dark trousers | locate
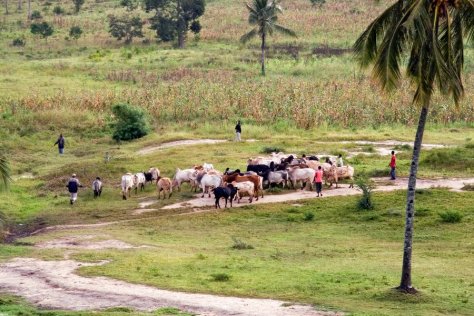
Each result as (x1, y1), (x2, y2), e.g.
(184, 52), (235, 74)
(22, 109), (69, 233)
(390, 167), (396, 180)
(94, 189), (102, 198)
(315, 182), (322, 193)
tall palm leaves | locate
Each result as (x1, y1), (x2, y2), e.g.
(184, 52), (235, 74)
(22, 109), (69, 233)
(0, 154), (11, 192)
(241, 0), (296, 75)
(354, 0), (473, 293)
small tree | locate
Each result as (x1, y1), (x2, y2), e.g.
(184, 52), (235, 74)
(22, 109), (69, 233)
(111, 103), (150, 141)
(108, 15), (144, 44)
(69, 26), (83, 41)
(30, 10), (42, 19)
(355, 176), (375, 210)
(53, 5), (65, 15)
(30, 22), (54, 42)
(310, 0), (325, 8)
(72, 0), (84, 13)
(145, 0), (205, 48)
(120, 0), (139, 11)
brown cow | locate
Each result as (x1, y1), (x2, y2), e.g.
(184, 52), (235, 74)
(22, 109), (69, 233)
(223, 173), (263, 200)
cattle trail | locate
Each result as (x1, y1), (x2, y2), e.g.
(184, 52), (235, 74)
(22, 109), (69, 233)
(0, 258), (339, 316)
(137, 139), (227, 155)
(162, 177), (474, 210)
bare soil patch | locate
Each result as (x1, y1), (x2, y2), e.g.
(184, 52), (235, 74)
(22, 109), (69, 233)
(36, 235), (143, 250)
(138, 139), (227, 155)
(0, 258), (339, 316)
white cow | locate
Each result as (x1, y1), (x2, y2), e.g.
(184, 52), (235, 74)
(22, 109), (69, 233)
(148, 167), (160, 181)
(287, 167), (316, 190)
(199, 173), (222, 198)
(172, 168), (198, 191)
(121, 173), (135, 200)
(232, 181), (254, 203)
(134, 172), (146, 194)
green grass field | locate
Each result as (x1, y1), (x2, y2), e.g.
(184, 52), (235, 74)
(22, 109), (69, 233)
(1, 0), (474, 315)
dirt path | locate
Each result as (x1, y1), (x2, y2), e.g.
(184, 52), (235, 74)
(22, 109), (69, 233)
(0, 258), (337, 316)
(162, 177), (474, 210)
(137, 139), (228, 155)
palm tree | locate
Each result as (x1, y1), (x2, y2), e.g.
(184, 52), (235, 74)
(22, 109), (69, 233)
(240, 0), (296, 76)
(0, 154), (11, 192)
(354, 0), (473, 293)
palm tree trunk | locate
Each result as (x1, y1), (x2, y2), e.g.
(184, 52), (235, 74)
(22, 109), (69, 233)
(27, 0), (31, 19)
(397, 105), (429, 294)
(261, 33), (266, 76)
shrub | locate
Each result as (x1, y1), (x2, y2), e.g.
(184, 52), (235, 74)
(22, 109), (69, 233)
(53, 6), (65, 15)
(72, 0), (85, 13)
(355, 176), (375, 210)
(310, 0), (326, 8)
(30, 22), (54, 42)
(261, 146), (284, 154)
(111, 103), (150, 141)
(439, 211), (463, 223)
(303, 211), (315, 221)
(461, 183), (474, 191)
(31, 10), (42, 20)
(231, 237), (254, 250)
(210, 273), (231, 282)
(69, 26), (83, 40)
(12, 38), (26, 47)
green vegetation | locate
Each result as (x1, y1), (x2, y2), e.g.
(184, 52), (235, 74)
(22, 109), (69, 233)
(111, 103), (150, 141)
(355, 176), (374, 210)
(438, 211), (463, 223)
(108, 15), (144, 44)
(0, 0), (473, 315)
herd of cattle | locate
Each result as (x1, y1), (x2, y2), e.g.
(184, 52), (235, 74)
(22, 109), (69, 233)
(120, 152), (355, 209)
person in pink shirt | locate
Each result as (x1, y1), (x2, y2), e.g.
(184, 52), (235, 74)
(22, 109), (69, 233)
(314, 166), (324, 197)
(389, 151), (396, 180)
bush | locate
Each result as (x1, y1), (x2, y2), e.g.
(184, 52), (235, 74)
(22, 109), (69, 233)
(12, 38), (26, 47)
(53, 6), (65, 15)
(69, 26), (83, 40)
(303, 211), (315, 221)
(231, 237), (254, 250)
(261, 146), (284, 154)
(111, 103), (150, 141)
(210, 273), (231, 282)
(355, 176), (375, 210)
(31, 10), (42, 20)
(439, 211), (463, 223)
(461, 183), (474, 191)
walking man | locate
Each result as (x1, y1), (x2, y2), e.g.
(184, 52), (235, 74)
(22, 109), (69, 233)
(92, 177), (103, 198)
(389, 151), (396, 180)
(235, 120), (242, 142)
(67, 174), (82, 204)
(314, 166), (324, 197)
(54, 134), (65, 154)
(337, 154), (344, 167)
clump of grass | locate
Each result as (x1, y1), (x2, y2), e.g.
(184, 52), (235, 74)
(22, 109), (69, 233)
(286, 214), (299, 222)
(303, 211), (315, 221)
(394, 144), (412, 151)
(415, 208), (431, 217)
(355, 176), (375, 210)
(461, 183), (474, 191)
(465, 143), (474, 149)
(361, 145), (375, 153)
(210, 273), (231, 282)
(362, 214), (380, 221)
(261, 146), (284, 154)
(438, 211), (463, 223)
(369, 169), (388, 178)
(385, 208), (402, 217)
(267, 186), (283, 193)
(285, 207), (300, 213)
(231, 237), (254, 250)
(155, 307), (191, 315)
(415, 189), (432, 195)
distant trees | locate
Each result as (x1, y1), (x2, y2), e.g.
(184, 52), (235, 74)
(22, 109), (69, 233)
(144, 0), (205, 48)
(30, 10), (42, 19)
(53, 5), (65, 15)
(69, 26), (83, 41)
(30, 22), (54, 42)
(72, 0), (84, 13)
(241, 0), (296, 76)
(120, 0), (140, 11)
(108, 15), (144, 44)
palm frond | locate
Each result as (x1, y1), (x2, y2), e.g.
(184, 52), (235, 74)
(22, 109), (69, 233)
(240, 28), (258, 43)
(0, 154), (11, 192)
(273, 24), (297, 37)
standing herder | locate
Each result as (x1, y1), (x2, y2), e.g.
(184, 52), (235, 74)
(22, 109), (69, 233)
(92, 177), (103, 198)
(389, 151), (396, 180)
(314, 166), (324, 197)
(54, 134), (65, 154)
(67, 174), (82, 204)
(235, 120), (242, 142)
